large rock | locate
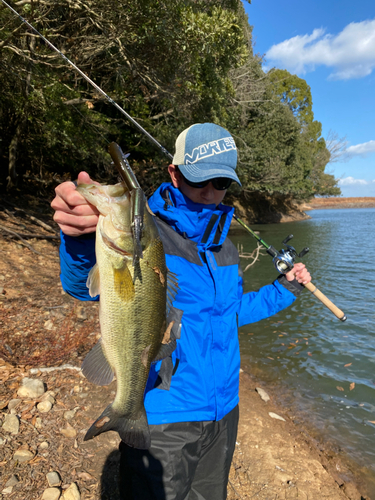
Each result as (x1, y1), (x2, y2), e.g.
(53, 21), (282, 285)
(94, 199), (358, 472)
(256, 387), (270, 403)
(41, 488), (61, 500)
(37, 400), (53, 413)
(61, 482), (80, 500)
(2, 414), (19, 435)
(46, 472), (61, 487)
(268, 412), (286, 422)
(13, 449), (34, 463)
(17, 377), (45, 399)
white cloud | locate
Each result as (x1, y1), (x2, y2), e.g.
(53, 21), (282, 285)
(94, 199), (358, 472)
(338, 177), (375, 186)
(347, 140), (375, 158)
(266, 20), (375, 80)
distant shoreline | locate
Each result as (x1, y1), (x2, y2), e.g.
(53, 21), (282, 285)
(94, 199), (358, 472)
(302, 197), (375, 210)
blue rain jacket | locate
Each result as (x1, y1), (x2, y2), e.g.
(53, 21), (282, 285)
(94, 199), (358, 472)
(59, 183), (302, 425)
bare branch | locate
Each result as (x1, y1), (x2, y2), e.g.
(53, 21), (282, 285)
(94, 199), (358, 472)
(150, 109), (174, 120)
(237, 243), (266, 272)
(0, 225), (43, 254)
(325, 129), (349, 163)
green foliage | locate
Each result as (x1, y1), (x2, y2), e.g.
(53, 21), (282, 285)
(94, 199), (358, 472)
(268, 69), (313, 125)
(228, 65), (340, 198)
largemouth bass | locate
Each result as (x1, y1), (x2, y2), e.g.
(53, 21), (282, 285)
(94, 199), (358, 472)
(77, 182), (177, 449)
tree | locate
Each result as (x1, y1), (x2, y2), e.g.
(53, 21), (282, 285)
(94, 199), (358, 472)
(266, 69), (341, 197)
(0, 0), (250, 191)
(268, 69), (313, 125)
(325, 129), (349, 163)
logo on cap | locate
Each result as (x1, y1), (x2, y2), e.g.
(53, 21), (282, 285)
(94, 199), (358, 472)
(184, 137), (236, 164)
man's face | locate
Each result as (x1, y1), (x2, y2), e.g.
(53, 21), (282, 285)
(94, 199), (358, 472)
(168, 165), (227, 206)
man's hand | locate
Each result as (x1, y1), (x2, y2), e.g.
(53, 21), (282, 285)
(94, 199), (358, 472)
(51, 171), (100, 237)
(285, 262), (311, 285)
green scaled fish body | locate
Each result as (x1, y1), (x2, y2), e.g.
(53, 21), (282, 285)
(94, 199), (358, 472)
(77, 182), (173, 449)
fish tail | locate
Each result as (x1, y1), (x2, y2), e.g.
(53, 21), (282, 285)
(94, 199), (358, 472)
(83, 404), (151, 449)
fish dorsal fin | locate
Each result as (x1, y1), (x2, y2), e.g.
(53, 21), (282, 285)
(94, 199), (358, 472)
(166, 269), (179, 314)
(81, 340), (114, 386)
(87, 263), (100, 297)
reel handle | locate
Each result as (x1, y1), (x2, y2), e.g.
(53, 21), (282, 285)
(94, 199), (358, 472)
(304, 282), (346, 321)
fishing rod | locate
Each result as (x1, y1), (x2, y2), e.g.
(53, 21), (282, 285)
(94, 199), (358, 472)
(234, 216), (346, 322)
(2, 0), (346, 321)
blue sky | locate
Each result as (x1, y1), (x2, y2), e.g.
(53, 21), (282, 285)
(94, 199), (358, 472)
(242, 0), (375, 197)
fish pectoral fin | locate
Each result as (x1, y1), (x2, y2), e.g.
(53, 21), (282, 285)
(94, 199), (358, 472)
(87, 263), (100, 297)
(152, 339), (177, 363)
(114, 263), (135, 301)
(81, 341), (114, 386)
(152, 266), (165, 285)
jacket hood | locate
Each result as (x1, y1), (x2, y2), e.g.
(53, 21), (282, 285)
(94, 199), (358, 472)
(148, 183), (234, 251)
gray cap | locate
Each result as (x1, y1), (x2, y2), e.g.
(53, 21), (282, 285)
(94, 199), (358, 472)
(173, 123), (241, 185)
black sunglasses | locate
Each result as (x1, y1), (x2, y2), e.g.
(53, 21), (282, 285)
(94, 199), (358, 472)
(176, 168), (232, 191)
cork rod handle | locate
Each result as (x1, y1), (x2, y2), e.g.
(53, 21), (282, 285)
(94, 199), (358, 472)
(304, 282), (346, 321)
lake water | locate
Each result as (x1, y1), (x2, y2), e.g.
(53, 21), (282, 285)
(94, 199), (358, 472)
(229, 208), (375, 495)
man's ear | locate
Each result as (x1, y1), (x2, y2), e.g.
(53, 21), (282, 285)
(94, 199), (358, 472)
(168, 165), (183, 188)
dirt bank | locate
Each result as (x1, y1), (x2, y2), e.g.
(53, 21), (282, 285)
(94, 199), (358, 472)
(302, 197), (375, 210)
(228, 372), (368, 500)
(226, 191), (311, 224)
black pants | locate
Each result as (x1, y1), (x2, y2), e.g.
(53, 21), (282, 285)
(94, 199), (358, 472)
(118, 405), (239, 500)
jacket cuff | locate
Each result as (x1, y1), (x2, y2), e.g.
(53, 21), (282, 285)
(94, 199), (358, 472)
(73, 232), (96, 240)
(276, 275), (304, 297)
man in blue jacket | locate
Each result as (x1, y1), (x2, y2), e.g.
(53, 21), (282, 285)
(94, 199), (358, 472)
(52, 123), (311, 500)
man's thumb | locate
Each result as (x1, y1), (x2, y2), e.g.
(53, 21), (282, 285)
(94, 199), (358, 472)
(77, 171), (100, 186)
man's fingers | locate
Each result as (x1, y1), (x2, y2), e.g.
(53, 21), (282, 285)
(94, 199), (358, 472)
(53, 211), (99, 229)
(285, 263), (311, 284)
(51, 173), (101, 237)
(294, 267), (311, 285)
(52, 196), (99, 216)
(53, 183), (91, 208)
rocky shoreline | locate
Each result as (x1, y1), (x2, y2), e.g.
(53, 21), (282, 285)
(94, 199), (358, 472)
(0, 358), (369, 500)
(302, 197), (375, 210)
